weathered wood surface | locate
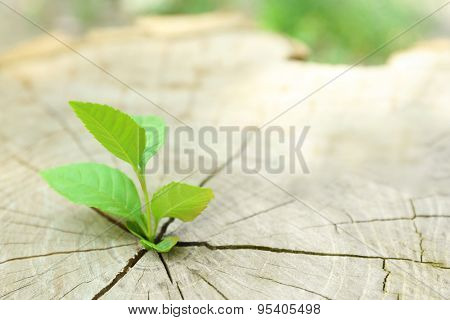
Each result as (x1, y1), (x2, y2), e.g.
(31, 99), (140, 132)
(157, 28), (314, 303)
(0, 13), (449, 299)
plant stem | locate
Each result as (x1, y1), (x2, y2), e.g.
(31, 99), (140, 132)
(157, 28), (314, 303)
(153, 217), (159, 238)
(136, 170), (154, 242)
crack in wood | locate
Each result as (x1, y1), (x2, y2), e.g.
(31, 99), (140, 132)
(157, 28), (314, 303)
(155, 218), (175, 243)
(10, 273), (37, 285)
(248, 171), (450, 299)
(381, 259), (391, 294)
(214, 269), (271, 298)
(342, 209), (355, 223)
(415, 214), (450, 218)
(153, 137), (252, 242)
(135, 269), (145, 287)
(198, 135), (251, 188)
(0, 243), (136, 265)
(8, 220), (102, 237)
(9, 153), (40, 172)
(225, 200), (296, 226)
(8, 266), (80, 289)
(59, 279), (94, 300)
(53, 268), (81, 282)
(0, 206), (50, 221)
(297, 214), (450, 232)
(195, 272), (229, 300)
(410, 199), (425, 262)
(249, 274), (331, 300)
(158, 253), (173, 284)
(176, 282), (185, 300)
(91, 208), (129, 233)
(92, 248), (147, 300)
(176, 241), (450, 268)
(0, 281), (35, 299)
(1, 242), (38, 246)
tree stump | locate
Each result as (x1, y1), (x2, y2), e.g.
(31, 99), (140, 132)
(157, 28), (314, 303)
(0, 13), (449, 299)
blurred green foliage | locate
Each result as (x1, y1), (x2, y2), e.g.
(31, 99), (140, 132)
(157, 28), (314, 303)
(148, 0), (229, 15)
(258, 0), (428, 64)
(150, 0), (430, 64)
(24, 0), (432, 64)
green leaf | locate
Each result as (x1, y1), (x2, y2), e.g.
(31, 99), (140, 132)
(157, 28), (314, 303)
(140, 236), (179, 253)
(41, 163), (141, 220)
(151, 182), (214, 222)
(126, 215), (148, 240)
(69, 101), (145, 169)
(132, 115), (165, 168)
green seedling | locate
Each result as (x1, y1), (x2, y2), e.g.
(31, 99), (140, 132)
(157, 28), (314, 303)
(41, 101), (214, 253)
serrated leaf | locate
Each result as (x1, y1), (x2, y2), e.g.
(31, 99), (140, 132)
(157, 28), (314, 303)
(140, 236), (179, 253)
(151, 182), (214, 222)
(41, 163), (141, 220)
(132, 115), (165, 168)
(69, 101), (145, 169)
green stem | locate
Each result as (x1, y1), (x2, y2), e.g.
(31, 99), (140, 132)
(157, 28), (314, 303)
(153, 217), (160, 238)
(136, 169), (154, 242)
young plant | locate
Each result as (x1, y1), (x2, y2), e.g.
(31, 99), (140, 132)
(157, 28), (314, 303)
(41, 101), (214, 253)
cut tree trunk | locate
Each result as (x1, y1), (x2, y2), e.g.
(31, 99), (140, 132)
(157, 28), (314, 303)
(0, 13), (449, 300)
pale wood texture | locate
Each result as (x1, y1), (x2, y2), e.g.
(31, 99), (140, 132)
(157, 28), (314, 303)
(0, 13), (449, 299)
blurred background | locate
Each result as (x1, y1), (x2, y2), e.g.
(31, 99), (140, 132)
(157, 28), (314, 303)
(1, 0), (449, 64)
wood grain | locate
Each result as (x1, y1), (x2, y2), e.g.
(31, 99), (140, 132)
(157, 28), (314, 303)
(0, 13), (449, 299)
